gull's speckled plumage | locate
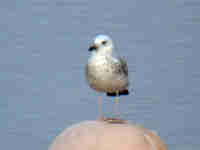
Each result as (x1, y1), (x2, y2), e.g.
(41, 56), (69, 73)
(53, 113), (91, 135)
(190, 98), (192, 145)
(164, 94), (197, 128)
(86, 34), (129, 96)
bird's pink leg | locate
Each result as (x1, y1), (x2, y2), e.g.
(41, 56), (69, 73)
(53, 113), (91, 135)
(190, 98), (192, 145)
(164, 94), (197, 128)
(98, 96), (104, 121)
(114, 92), (120, 120)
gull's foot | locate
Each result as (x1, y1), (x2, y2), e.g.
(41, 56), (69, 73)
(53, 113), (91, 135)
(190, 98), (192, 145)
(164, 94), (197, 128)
(97, 114), (105, 121)
(103, 117), (127, 124)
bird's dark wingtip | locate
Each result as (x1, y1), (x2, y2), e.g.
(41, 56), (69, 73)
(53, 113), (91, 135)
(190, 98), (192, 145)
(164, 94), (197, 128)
(107, 89), (129, 97)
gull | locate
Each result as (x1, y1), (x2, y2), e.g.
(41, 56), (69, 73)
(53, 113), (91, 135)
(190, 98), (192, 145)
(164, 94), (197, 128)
(86, 34), (129, 120)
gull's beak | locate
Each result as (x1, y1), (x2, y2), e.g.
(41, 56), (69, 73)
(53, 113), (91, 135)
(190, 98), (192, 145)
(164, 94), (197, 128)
(88, 44), (98, 51)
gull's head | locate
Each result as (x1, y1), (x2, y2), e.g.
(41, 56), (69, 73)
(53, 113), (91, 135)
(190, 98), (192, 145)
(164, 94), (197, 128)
(88, 34), (114, 54)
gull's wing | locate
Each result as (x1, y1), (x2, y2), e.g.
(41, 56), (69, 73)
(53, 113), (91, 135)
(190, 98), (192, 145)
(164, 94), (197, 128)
(118, 57), (128, 77)
(107, 56), (129, 96)
(111, 56), (128, 77)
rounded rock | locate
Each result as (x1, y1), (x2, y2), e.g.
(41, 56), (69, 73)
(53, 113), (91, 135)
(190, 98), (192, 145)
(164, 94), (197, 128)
(49, 120), (168, 150)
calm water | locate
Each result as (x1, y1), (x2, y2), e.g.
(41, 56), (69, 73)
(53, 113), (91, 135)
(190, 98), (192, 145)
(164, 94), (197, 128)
(1, 0), (200, 149)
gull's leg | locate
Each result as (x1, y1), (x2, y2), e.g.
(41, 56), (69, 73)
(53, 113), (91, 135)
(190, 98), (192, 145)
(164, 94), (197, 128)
(114, 91), (120, 119)
(98, 96), (104, 121)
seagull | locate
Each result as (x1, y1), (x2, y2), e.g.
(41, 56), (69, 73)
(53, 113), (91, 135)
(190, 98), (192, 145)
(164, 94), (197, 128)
(86, 34), (129, 120)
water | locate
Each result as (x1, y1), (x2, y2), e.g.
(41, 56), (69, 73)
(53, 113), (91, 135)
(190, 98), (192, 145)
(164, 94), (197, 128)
(0, 0), (200, 149)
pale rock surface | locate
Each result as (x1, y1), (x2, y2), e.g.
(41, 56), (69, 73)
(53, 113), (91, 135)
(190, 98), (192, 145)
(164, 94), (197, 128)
(49, 120), (168, 150)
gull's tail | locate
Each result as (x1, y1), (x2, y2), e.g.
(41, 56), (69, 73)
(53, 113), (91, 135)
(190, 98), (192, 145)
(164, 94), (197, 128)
(106, 89), (129, 97)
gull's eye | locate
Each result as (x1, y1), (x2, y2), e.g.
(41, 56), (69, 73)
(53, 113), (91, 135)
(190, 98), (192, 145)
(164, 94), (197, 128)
(102, 41), (107, 45)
